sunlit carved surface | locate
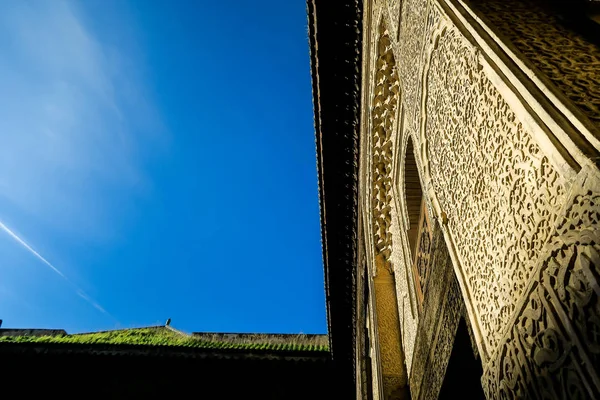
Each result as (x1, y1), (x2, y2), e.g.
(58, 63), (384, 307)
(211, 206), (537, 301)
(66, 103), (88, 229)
(423, 12), (568, 354)
(356, 0), (600, 398)
(468, 0), (600, 128)
(397, 0), (427, 133)
(483, 187), (600, 399)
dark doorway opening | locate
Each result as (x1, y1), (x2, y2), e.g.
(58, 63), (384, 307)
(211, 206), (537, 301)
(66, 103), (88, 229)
(439, 318), (485, 399)
(404, 137), (423, 258)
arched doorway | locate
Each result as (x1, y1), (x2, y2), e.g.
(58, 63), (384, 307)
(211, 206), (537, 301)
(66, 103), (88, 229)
(403, 137), (432, 309)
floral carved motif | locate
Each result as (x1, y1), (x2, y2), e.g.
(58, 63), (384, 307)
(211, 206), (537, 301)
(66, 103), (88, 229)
(483, 190), (600, 399)
(422, 17), (568, 354)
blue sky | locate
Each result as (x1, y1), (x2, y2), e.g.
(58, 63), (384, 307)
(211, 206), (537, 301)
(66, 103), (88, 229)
(0, 0), (326, 334)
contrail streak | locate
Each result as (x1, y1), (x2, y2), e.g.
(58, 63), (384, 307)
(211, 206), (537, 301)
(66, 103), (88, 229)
(0, 220), (67, 279)
(0, 219), (118, 323)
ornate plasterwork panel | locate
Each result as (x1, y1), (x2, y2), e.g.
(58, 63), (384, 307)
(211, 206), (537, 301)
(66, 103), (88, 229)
(382, 9), (426, 372)
(467, 0), (600, 130)
(362, 1), (422, 381)
(386, 0), (401, 39)
(397, 0), (428, 135)
(382, 0), (441, 376)
(421, 4), (569, 356)
(482, 180), (600, 399)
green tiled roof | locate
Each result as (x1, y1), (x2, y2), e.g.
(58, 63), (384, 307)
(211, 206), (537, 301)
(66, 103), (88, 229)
(0, 327), (329, 352)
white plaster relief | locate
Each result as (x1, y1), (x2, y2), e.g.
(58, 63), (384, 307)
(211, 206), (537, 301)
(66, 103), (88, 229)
(419, 4), (570, 358)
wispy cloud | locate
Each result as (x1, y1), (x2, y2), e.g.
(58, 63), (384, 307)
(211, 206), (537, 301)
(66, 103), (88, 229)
(0, 219), (117, 322)
(0, 0), (166, 239)
(0, 1), (165, 326)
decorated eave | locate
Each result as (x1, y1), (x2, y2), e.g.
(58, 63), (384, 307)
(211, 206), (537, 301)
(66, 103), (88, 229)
(307, 0), (363, 397)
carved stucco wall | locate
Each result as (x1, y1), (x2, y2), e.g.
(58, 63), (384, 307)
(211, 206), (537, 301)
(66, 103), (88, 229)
(482, 172), (600, 399)
(467, 0), (600, 133)
(397, 0), (427, 137)
(361, 0), (600, 398)
(386, 0), (401, 39)
(421, 6), (570, 356)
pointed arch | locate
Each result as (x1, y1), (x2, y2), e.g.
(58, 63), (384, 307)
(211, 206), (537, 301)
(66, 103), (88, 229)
(368, 21), (408, 400)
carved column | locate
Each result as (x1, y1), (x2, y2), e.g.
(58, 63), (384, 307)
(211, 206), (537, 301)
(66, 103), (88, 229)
(374, 257), (408, 399)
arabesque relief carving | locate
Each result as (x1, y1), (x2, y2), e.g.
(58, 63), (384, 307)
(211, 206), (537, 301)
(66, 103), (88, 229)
(365, 0), (600, 398)
(397, 0), (428, 134)
(467, 0), (600, 128)
(483, 188), (600, 399)
(422, 8), (568, 355)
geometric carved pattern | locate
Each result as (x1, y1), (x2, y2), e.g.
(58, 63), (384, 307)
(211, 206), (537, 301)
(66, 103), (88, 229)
(423, 16), (567, 354)
(469, 0), (600, 128)
(372, 23), (400, 274)
(483, 190), (600, 399)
